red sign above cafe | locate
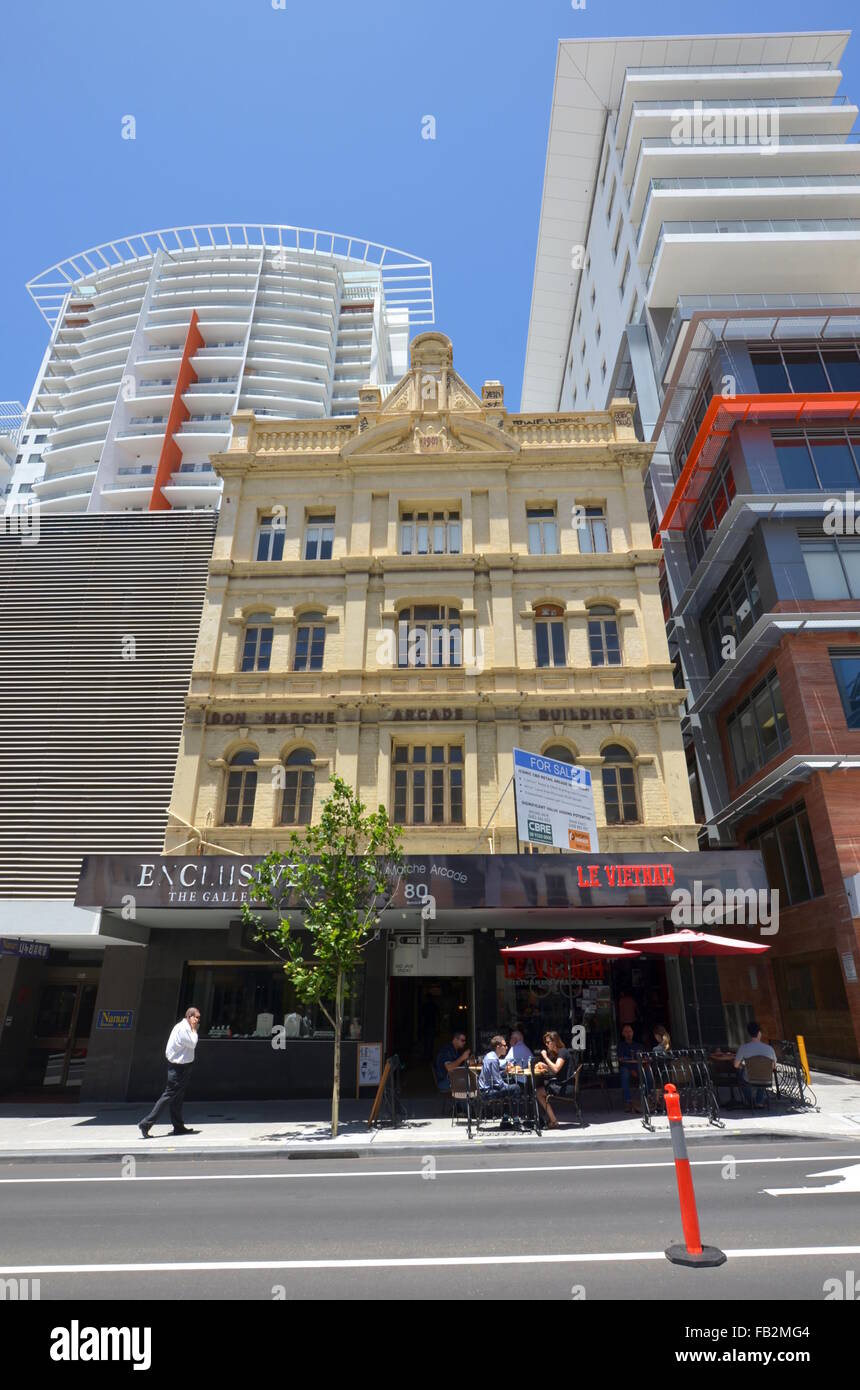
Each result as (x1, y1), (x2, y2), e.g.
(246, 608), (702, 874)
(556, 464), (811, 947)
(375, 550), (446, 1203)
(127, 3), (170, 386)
(576, 863), (676, 889)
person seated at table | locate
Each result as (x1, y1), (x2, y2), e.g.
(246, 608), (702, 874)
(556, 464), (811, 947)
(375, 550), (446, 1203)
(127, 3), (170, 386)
(434, 1030), (471, 1093)
(503, 1028), (533, 1070)
(478, 1036), (519, 1122)
(733, 1021), (777, 1109)
(534, 1030), (572, 1129)
(617, 1024), (641, 1113)
(652, 1025), (671, 1057)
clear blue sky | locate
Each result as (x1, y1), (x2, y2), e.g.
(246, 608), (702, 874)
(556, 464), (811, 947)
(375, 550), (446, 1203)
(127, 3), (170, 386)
(2, 0), (857, 410)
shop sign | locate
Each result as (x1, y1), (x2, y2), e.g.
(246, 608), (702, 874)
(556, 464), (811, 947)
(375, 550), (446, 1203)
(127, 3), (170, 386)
(96, 1009), (134, 1030)
(513, 748), (598, 852)
(503, 956), (606, 982)
(0, 938), (50, 961)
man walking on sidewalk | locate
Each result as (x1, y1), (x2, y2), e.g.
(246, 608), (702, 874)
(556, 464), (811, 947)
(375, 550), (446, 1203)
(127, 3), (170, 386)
(139, 1007), (201, 1138)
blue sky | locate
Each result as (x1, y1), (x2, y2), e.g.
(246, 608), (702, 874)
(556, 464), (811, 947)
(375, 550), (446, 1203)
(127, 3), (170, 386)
(2, 0), (857, 410)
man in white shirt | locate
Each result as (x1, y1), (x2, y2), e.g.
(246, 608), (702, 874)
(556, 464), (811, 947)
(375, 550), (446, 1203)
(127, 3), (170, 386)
(139, 1007), (200, 1138)
(503, 1029), (533, 1072)
(734, 1021), (777, 1108)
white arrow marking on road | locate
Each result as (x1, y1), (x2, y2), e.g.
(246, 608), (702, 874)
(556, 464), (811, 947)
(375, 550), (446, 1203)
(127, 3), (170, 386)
(764, 1162), (860, 1196)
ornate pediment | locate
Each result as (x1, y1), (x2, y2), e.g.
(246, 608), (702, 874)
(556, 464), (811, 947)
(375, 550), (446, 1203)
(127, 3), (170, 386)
(340, 333), (516, 458)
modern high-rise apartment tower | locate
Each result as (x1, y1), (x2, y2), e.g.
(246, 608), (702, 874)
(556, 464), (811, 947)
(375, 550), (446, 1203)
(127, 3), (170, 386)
(524, 32), (860, 1064)
(6, 223), (433, 515)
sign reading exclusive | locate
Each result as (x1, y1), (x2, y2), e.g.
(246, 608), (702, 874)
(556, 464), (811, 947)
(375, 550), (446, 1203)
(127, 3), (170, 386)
(513, 748), (599, 852)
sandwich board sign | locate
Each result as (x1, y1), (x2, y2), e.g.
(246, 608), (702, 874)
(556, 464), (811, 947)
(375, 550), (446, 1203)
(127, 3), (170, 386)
(512, 748), (599, 853)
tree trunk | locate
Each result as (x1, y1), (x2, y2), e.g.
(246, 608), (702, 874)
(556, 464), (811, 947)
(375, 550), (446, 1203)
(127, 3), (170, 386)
(331, 969), (344, 1139)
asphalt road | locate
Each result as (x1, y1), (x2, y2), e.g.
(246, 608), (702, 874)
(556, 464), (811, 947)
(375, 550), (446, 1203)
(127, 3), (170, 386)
(1, 1139), (859, 1301)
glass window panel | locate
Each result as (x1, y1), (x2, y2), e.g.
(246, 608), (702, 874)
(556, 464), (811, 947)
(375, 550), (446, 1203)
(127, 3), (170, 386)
(394, 772), (407, 822)
(751, 351), (790, 393)
(801, 542), (849, 599)
(777, 816), (812, 904)
(823, 350), (860, 392)
(809, 437), (859, 489)
(543, 520), (558, 554)
(550, 621), (566, 666)
(770, 678), (790, 748)
(319, 527), (333, 560)
(783, 351), (829, 393)
(416, 523), (429, 553)
(528, 521), (542, 554)
(431, 770), (444, 823)
(400, 524), (412, 554)
(448, 522), (461, 553)
(832, 655), (860, 729)
(797, 809), (824, 897)
(412, 770), (425, 823)
(842, 542), (860, 598)
(754, 684), (780, 761)
(756, 828), (789, 901)
(775, 438), (817, 490)
(449, 746), (463, 763)
(450, 770), (463, 823)
(535, 624), (550, 668)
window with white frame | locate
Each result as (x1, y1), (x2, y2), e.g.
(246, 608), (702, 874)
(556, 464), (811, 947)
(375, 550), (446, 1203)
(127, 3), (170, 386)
(304, 514), (334, 560)
(397, 604), (462, 668)
(256, 515), (285, 561)
(393, 744), (464, 825)
(279, 748), (315, 825)
(577, 507), (609, 554)
(241, 613), (273, 672)
(601, 745), (639, 824)
(400, 508), (461, 555)
(527, 505), (559, 556)
(534, 603), (566, 668)
(293, 612), (326, 671)
(223, 749), (258, 826)
(587, 605), (621, 666)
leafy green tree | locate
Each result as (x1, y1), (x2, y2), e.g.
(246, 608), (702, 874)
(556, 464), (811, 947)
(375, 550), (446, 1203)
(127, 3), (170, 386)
(242, 776), (402, 1137)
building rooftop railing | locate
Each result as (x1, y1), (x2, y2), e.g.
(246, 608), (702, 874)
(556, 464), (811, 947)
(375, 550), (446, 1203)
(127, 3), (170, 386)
(26, 223), (434, 329)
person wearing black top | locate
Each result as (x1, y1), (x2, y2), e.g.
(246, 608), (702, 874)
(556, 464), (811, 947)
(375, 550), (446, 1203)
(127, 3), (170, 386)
(534, 1030), (572, 1129)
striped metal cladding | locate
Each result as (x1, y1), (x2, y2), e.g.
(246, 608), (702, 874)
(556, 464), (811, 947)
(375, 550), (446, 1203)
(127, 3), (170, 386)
(0, 512), (216, 897)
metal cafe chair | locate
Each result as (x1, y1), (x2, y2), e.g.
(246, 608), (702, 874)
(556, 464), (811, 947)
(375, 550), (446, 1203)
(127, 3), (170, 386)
(448, 1066), (474, 1131)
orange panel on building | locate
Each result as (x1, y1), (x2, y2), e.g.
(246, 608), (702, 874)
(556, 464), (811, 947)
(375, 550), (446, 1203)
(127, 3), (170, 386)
(148, 310), (205, 512)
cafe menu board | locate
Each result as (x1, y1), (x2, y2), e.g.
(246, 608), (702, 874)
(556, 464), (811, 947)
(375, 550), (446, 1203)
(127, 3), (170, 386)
(357, 1042), (383, 1094)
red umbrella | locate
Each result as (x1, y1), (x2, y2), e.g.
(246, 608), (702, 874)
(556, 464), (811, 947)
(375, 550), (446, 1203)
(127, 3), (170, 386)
(623, 929), (771, 1047)
(501, 938), (641, 1035)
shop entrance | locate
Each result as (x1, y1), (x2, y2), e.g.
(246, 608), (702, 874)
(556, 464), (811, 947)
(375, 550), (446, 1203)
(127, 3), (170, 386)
(23, 967), (100, 1092)
(388, 977), (473, 1094)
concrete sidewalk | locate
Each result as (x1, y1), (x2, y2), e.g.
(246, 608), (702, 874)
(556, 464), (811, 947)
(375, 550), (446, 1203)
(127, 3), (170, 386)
(0, 1070), (858, 1160)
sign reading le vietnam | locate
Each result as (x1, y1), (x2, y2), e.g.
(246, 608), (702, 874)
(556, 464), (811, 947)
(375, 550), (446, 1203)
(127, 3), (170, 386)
(513, 748), (599, 852)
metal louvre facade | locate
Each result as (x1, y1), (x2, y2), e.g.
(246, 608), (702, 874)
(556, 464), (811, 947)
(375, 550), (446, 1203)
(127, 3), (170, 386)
(0, 512), (216, 897)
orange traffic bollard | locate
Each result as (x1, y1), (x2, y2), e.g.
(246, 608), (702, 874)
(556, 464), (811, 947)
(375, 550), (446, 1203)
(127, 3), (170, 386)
(663, 1083), (726, 1268)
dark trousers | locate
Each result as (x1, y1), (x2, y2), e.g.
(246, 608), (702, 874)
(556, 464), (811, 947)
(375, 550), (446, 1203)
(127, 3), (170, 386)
(142, 1062), (192, 1129)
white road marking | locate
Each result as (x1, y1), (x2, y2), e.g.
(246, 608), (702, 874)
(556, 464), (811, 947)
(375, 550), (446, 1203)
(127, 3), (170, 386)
(1, 1245), (859, 1276)
(764, 1161), (860, 1196)
(1, 1154), (859, 1185)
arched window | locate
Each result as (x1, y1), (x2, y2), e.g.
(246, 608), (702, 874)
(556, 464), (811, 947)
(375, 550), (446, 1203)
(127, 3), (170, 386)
(543, 744), (575, 766)
(280, 748), (315, 825)
(241, 613), (273, 672)
(293, 612), (326, 672)
(601, 744), (639, 825)
(534, 604), (566, 668)
(223, 749), (258, 826)
(587, 604), (621, 667)
(397, 604), (461, 668)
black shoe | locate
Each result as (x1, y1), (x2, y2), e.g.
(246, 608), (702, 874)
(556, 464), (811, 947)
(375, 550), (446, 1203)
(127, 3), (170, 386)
(499, 1117), (514, 1130)
(171, 1127), (198, 1136)
(138, 1123), (152, 1139)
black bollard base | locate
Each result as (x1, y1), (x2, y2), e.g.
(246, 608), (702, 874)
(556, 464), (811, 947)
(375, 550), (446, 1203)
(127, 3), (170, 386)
(666, 1243), (727, 1268)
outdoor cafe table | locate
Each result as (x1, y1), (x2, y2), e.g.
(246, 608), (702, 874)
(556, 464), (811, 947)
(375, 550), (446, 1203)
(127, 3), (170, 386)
(468, 1063), (543, 1132)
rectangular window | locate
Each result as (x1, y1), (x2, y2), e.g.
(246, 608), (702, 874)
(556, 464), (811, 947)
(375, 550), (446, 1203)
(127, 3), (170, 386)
(702, 552), (763, 672)
(800, 537), (860, 600)
(304, 515), (334, 560)
(256, 515), (285, 562)
(746, 801), (823, 906)
(726, 670), (791, 783)
(774, 432), (860, 491)
(578, 506), (610, 554)
(588, 616), (621, 667)
(180, 961), (364, 1040)
(527, 506), (558, 555)
(400, 509), (461, 555)
(392, 745), (464, 825)
(831, 650), (860, 729)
